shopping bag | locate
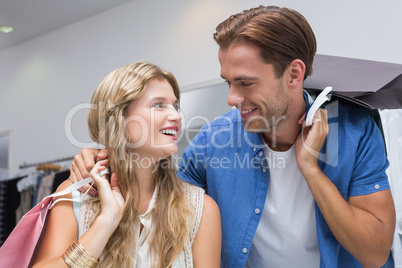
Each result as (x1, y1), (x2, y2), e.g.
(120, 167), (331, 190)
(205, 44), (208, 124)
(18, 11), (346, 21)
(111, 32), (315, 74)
(304, 54), (402, 109)
(0, 177), (93, 268)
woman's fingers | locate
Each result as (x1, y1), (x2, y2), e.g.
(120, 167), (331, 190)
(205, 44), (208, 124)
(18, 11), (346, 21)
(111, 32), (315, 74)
(90, 160), (124, 221)
(90, 160), (109, 184)
(110, 173), (125, 209)
(70, 149), (101, 196)
(110, 173), (121, 193)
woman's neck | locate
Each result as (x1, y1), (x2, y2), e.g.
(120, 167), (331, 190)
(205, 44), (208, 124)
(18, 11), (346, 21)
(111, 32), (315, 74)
(133, 164), (157, 214)
(134, 165), (156, 195)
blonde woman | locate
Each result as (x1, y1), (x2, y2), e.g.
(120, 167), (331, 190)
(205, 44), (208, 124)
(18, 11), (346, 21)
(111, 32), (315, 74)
(33, 62), (221, 267)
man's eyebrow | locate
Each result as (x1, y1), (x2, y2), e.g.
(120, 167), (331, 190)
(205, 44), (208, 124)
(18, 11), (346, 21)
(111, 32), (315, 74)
(220, 75), (258, 81)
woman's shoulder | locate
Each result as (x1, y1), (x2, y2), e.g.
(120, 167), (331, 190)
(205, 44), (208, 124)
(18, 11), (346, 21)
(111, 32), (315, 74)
(54, 178), (74, 199)
(181, 182), (218, 213)
(182, 182), (206, 213)
(201, 194), (220, 230)
(182, 181), (205, 196)
(181, 181), (220, 228)
(191, 192), (221, 267)
(202, 194), (219, 216)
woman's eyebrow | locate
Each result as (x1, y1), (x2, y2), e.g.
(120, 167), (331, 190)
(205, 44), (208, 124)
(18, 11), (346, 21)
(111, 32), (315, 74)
(150, 97), (166, 102)
(149, 97), (178, 103)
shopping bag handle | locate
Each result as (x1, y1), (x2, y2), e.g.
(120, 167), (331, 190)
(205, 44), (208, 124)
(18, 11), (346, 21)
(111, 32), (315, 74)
(43, 177), (94, 209)
(305, 86), (333, 127)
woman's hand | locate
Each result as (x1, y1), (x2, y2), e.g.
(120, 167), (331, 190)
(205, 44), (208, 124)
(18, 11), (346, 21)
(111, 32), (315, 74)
(70, 148), (109, 196)
(90, 159), (125, 228)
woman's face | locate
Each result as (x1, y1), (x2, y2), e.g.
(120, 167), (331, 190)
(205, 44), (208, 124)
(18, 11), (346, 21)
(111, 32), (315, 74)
(125, 78), (181, 163)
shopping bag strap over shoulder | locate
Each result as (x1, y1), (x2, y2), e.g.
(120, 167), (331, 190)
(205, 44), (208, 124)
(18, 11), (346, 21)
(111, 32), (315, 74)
(46, 177), (94, 209)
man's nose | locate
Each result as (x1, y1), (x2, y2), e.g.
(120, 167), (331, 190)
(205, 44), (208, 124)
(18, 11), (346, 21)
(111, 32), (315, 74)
(227, 86), (244, 107)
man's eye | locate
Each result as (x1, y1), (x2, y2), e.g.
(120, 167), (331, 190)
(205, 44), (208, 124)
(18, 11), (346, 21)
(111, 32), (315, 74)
(242, 82), (252, 87)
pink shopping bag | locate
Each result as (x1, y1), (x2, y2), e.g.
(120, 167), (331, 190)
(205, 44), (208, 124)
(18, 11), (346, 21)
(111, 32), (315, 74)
(0, 177), (93, 268)
(0, 196), (52, 267)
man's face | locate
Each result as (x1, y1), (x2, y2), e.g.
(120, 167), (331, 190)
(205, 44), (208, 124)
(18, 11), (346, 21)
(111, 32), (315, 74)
(218, 41), (290, 133)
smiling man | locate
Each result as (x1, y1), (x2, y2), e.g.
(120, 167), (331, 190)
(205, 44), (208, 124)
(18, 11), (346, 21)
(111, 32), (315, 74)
(71, 5), (396, 268)
(177, 6), (395, 268)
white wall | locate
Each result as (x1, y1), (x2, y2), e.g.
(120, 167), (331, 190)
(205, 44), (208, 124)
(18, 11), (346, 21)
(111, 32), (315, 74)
(1, 0), (402, 176)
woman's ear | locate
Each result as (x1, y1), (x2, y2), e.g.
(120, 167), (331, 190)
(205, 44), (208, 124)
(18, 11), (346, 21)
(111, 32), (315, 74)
(287, 59), (306, 89)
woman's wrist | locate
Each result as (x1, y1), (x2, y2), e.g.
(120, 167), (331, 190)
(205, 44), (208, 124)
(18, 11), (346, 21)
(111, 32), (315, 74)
(95, 214), (121, 232)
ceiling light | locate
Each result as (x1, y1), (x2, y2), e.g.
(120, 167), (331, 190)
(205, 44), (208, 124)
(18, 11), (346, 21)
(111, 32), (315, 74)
(0, 25), (14, 33)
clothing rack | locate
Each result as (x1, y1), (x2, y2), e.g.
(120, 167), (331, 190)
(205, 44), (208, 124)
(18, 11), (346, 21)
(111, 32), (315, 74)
(19, 156), (75, 170)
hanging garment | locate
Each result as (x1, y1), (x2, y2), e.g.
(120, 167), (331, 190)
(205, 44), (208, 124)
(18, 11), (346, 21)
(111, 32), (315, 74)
(380, 109), (402, 268)
(15, 186), (36, 223)
(0, 177), (24, 246)
(15, 174), (39, 222)
(35, 173), (55, 205)
(51, 169), (70, 193)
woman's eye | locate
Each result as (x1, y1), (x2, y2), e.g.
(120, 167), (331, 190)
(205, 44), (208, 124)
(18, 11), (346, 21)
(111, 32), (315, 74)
(152, 103), (164, 109)
(174, 104), (180, 111)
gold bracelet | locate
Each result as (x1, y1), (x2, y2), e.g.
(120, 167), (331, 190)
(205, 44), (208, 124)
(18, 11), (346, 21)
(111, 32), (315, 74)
(73, 240), (99, 266)
(62, 239), (99, 268)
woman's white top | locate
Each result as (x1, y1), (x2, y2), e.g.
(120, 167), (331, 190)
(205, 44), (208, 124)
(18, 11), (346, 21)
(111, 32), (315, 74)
(73, 183), (204, 268)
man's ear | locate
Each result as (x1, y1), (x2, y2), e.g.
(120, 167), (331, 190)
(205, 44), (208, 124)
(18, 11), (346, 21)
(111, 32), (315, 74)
(286, 59), (306, 89)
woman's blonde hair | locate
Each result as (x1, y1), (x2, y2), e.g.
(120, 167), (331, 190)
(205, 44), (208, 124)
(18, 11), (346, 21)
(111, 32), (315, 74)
(87, 62), (192, 267)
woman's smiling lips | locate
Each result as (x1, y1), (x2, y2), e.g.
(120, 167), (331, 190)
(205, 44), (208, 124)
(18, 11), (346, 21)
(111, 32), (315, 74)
(159, 126), (179, 140)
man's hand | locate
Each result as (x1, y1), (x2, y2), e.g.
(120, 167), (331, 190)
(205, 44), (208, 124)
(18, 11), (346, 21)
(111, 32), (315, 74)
(70, 148), (108, 196)
(294, 108), (329, 177)
(294, 108), (395, 266)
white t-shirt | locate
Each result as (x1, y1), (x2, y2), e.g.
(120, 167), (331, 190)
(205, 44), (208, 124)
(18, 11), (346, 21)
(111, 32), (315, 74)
(245, 144), (320, 268)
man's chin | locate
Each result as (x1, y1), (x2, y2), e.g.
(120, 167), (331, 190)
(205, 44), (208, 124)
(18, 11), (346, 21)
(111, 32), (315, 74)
(244, 127), (263, 133)
(242, 122), (272, 133)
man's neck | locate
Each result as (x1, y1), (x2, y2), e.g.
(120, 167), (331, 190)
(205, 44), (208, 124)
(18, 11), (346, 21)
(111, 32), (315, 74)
(262, 128), (300, 152)
(262, 92), (306, 151)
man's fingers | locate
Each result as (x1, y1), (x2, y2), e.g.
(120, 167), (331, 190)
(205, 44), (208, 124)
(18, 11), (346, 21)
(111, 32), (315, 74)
(81, 148), (98, 171)
(298, 112), (307, 125)
(96, 148), (108, 162)
(74, 154), (92, 181)
(70, 149), (104, 196)
(313, 109), (329, 136)
(70, 160), (81, 183)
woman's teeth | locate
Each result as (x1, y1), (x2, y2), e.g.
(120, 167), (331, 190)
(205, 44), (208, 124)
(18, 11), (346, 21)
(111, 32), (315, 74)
(160, 129), (177, 136)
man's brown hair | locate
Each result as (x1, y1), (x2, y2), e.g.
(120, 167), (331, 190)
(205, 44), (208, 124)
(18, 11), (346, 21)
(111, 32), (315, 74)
(214, 5), (316, 80)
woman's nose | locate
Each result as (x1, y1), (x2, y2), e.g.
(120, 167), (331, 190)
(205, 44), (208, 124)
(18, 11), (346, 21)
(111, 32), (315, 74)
(167, 106), (181, 122)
